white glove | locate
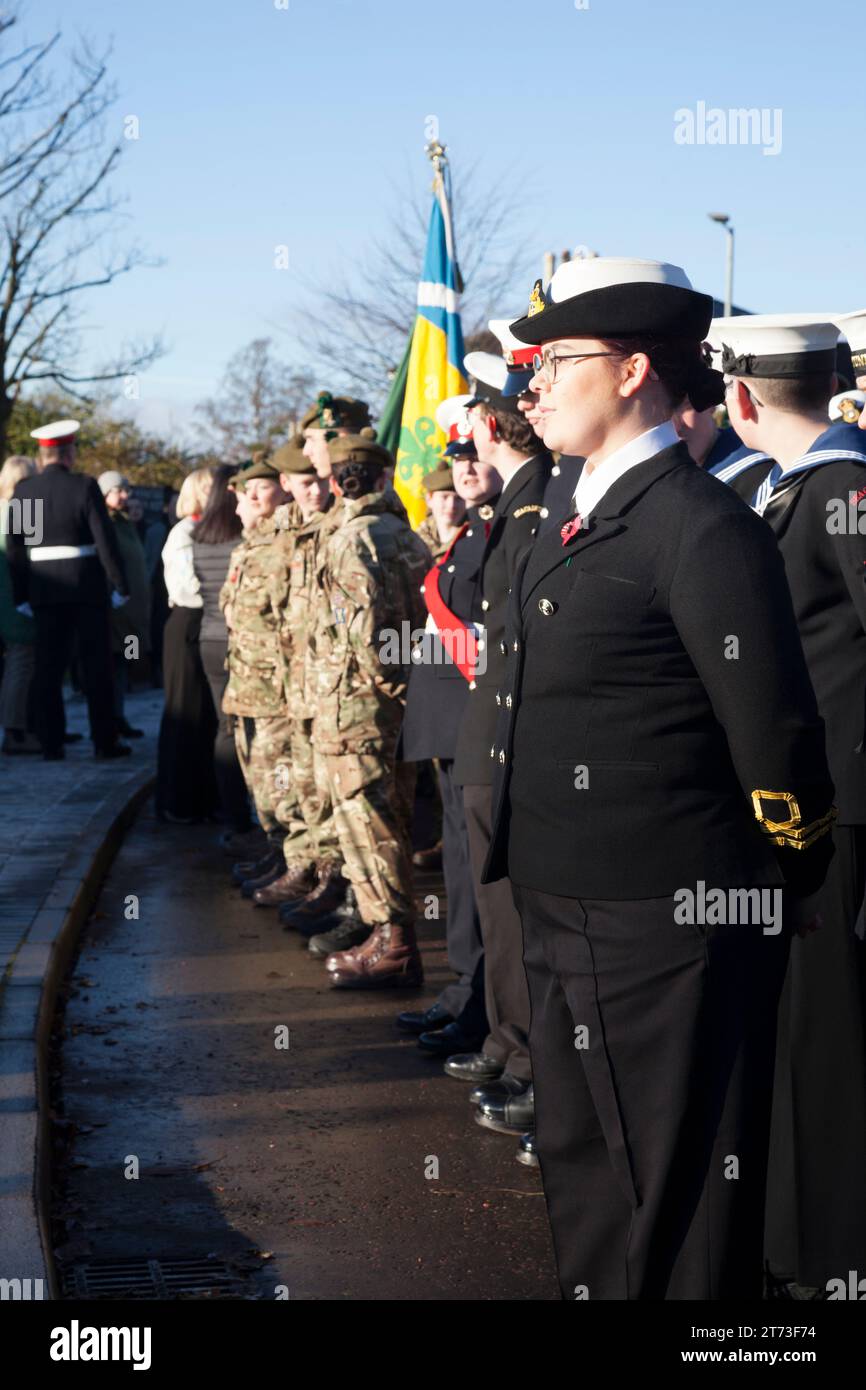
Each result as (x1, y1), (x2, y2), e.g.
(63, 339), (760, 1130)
(111, 590), (130, 609)
(16, 602), (34, 618)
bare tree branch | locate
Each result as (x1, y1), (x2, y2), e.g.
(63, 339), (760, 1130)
(0, 18), (162, 448)
(288, 158), (539, 410)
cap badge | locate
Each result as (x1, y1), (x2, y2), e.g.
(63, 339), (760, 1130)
(527, 279), (545, 318)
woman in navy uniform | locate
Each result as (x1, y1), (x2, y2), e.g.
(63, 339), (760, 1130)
(482, 259), (835, 1300)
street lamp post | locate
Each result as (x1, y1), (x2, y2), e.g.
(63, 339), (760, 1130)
(708, 212), (735, 317)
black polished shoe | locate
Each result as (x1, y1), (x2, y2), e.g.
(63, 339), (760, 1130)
(308, 918), (371, 958)
(476, 1084), (535, 1134)
(62, 731), (84, 744)
(441, 1048), (504, 1080)
(515, 1132), (538, 1168)
(42, 747), (65, 761)
(396, 1002), (455, 1036)
(469, 1072), (532, 1107)
(417, 1023), (485, 1058)
(232, 848), (279, 886)
(94, 742), (132, 759)
(118, 720), (145, 738)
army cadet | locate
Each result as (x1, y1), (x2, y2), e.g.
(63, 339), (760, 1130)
(715, 313), (866, 1296)
(219, 457), (302, 900)
(481, 256), (835, 1300)
(7, 419), (130, 760)
(300, 393), (375, 478)
(443, 355), (550, 1142)
(269, 439), (358, 954)
(298, 435), (430, 989)
(415, 465), (466, 558)
(398, 460), (497, 1051)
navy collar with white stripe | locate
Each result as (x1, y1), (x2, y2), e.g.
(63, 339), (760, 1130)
(751, 422), (866, 515)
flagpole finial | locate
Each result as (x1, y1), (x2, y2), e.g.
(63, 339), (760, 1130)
(425, 139), (447, 173)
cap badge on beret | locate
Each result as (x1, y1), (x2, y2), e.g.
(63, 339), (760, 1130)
(526, 280), (546, 318)
(316, 392), (337, 429)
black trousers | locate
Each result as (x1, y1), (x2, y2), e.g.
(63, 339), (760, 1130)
(464, 783), (531, 1079)
(199, 638), (251, 833)
(32, 602), (116, 752)
(155, 607), (218, 821)
(435, 760), (486, 1031)
(513, 885), (788, 1300)
(765, 824), (866, 1287)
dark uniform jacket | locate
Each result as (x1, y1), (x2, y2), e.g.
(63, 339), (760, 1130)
(539, 454), (583, 535)
(716, 422), (866, 824)
(7, 465), (127, 608)
(399, 501), (495, 762)
(481, 441), (835, 900)
(453, 452), (552, 786)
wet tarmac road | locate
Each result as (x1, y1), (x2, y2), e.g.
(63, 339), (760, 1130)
(50, 805), (558, 1300)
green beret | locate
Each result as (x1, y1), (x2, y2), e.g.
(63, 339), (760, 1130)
(234, 458), (281, 487)
(423, 466), (456, 493)
(272, 436), (316, 475)
(328, 434), (393, 474)
(300, 392), (374, 434)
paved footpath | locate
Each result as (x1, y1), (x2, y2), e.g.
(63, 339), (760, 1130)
(0, 687), (161, 1295)
(50, 806), (559, 1301)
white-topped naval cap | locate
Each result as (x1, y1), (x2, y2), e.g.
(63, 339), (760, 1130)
(489, 318), (525, 353)
(434, 393), (473, 436)
(547, 257), (694, 304)
(834, 310), (866, 369)
(710, 314), (840, 378)
(29, 419), (81, 445)
(463, 351), (508, 392)
(509, 257), (711, 346)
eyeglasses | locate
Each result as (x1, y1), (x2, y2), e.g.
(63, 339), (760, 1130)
(532, 347), (618, 385)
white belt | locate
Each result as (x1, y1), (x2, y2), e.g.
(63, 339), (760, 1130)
(29, 544), (97, 562)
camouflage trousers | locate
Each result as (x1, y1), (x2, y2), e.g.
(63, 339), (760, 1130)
(234, 713), (315, 866)
(311, 745), (416, 928)
(287, 718), (342, 866)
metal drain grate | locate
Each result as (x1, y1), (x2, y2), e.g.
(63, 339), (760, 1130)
(61, 1256), (243, 1300)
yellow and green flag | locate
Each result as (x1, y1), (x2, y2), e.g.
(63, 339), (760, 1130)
(389, 166), (468, 528)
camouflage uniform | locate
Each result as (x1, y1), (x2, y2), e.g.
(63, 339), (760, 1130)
(306, 490), (430, 928)
(221, 504), (298, 856)
(416, 514), (448, 560)
(270, 506), (338, 871)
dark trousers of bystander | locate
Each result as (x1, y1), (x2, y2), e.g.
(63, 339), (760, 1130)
(199, 637), (251, 833)
(32, 602), (117, 753)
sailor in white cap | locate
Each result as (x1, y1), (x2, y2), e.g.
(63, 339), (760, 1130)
(715, 311), (866, 1294)
(481, 259), (835, 1300)
(5, 418), (131, 760)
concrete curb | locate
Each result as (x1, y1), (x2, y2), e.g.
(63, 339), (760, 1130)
(0, 768), (154, 1301)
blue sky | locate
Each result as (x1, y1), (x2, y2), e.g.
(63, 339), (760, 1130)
(30, 0), (866, 442)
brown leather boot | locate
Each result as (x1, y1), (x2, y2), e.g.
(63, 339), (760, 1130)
(253, 862), (317, 908)
(279, 861), (347, 932)
(240, 852), (286, 898)
(327, 923), (423, 990)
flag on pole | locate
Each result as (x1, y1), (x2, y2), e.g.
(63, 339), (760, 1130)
(393, 153), (468, 528)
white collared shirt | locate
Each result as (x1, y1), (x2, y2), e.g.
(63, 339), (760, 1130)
(573, 420), (679, 519)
